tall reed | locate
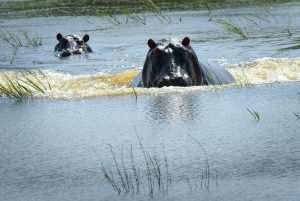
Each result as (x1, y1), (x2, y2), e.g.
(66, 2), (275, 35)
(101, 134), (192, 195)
(102, 132), (172, 197)
(213, 18), (249, 40)
(0, 70), (51, 102)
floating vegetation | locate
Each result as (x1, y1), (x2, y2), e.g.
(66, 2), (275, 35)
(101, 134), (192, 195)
(246, 108), (260, 121)
(0, 70), (51, 102)
(213, 18), (249, 39)
(293, 112), (300, 120)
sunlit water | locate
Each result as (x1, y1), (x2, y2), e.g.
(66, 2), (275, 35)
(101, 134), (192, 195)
(0, 2), (300, 201)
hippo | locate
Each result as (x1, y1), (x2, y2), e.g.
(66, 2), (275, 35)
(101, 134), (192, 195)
(54, 33), (92, 57)
(132, 37), (235, 87)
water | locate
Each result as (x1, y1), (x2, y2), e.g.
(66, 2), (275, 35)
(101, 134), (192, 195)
(0, 2), (300, 201)
(1, 83), (300, 201)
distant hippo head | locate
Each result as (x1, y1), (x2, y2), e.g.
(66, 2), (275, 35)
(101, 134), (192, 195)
(142, 37), (204, 88)
(54, 33), (92, 57)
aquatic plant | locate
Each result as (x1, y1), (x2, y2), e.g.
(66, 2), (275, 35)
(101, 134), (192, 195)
(233, 69), (251, 87)
(293, 112), (300, 120)
(0, 30), (43, 64)
(0, 30), (43, 47)
(246, 108), (260, 121)
(21, 31), (43, 47)
(102, 127), (172, 197)
(0, 70), (51, 102)
(129, 83), (138, 101)
(189, 135), (210, 189)
(102, 144), (171, 197)
(102, 127), (213, 197)
(0, 30), (23, 47)
(213, 18), (249, 40)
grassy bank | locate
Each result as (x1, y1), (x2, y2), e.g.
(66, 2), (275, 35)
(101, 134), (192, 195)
(0, 0), (295, 19)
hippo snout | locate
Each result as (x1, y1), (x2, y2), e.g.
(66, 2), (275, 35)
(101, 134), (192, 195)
(157, 75), (192, 87)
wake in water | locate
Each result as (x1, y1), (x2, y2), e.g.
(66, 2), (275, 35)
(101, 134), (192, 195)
(1, 57), (300, 100)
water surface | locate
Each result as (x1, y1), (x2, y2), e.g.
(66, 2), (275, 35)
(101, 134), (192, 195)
(0, 2), (300, 201)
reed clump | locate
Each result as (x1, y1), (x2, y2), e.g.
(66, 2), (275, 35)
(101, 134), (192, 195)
(102, 143), (171, 197)
(0, 30), (43, 47)
(0, 30), (43, 64)
(102, 129), (212, 197)
(0, 70), (51, 102)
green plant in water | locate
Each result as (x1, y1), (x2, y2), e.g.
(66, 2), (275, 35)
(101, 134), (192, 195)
(129, 82), (138, 101)
(246, 108), (260, 121)
(0, 70), (51, 102)
(213, 18), (249, 40)
(21, 31), (43, 47)
(0, 30), (43, 64)
(0, 30), (23, 47)
(0, 30), (43, 47)
(293, 112), (300, 120)
(102, 140), (171, 197)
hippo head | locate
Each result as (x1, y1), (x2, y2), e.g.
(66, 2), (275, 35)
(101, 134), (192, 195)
(142, 37), (203, 88)
(54, 33), (92, 57)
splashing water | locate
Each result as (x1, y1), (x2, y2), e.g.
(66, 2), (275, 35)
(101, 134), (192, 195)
(1, 57), (299, 100)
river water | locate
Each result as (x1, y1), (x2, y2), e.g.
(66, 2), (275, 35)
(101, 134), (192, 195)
(0, 2), (300, 201)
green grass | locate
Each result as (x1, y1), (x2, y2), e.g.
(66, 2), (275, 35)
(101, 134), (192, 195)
(129, 83), (138, 101)
(22, 31), (43, 47)
(246, 108), (260, 121)
(213, 18), (249, 40)
(0, 30), (43, 48)
(0, 30), (23, 47)
(0, 0), (295, 19)
(0, 30), (43, 64)
(0, 70), (51, 102)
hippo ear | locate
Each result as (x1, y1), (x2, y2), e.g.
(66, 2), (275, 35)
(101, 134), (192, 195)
(148, 39), (156, 49)
(182, 37), (190, 47)
(56, 33), (63, 41)
(83, 34), (89, 42)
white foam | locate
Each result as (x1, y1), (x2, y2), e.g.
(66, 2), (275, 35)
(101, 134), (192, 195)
(1, 57), (299, 100)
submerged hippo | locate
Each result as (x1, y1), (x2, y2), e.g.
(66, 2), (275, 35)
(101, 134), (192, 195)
(54, 33), (92, 57)
(133, 37), (235, 87)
